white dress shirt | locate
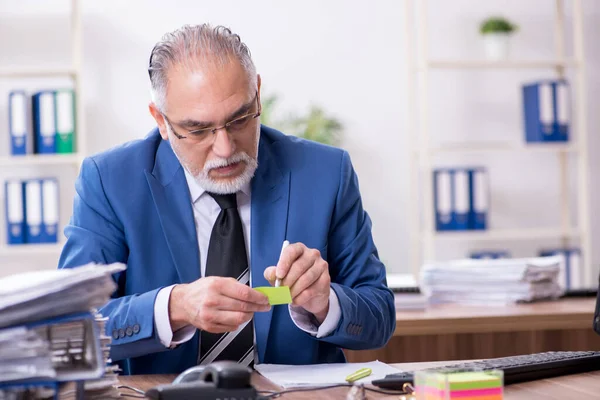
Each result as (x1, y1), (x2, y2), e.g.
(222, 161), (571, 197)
(153, 169), (341, 348)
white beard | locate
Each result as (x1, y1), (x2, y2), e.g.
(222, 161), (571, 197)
(193, 152), (258, 194)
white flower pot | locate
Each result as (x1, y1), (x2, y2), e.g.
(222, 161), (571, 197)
(482, 33), (511, 60)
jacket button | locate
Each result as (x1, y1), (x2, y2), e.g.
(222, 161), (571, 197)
(133, 324), (140, 334)
(346, 323), (354, 335)
(112, 330), (119, 340)
(118, 329), (125, 339)
(126, 327), (133, 337)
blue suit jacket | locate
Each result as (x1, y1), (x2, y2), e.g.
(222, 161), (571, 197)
(58, 126), (395, 375)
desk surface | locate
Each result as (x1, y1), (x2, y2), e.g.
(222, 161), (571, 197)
(394, 298), (596, 336)
(118, 360), (600, 399)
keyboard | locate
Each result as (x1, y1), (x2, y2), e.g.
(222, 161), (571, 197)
(372, 351), (600, 389)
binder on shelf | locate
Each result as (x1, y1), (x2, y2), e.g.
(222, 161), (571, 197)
(4, 181), (25, 245)
(522, 80), (570, 143)
(433, 169), (454, 231)
(539, 248), (582, 290)
(55, 89), (76, 153)
(8, 91), (29, 155)
(555, 81), (570, 139)
(23, 180), (43, 243)
(470, 250), (510, 259)
(453, 169), (470, 230)
(41, 179), (59, 243)
(469, 167), (488, 230)
(32, 90), (57, 154)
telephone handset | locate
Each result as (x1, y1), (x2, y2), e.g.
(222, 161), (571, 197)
(146, 361), (258, 400)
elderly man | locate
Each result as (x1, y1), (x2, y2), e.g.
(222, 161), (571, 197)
(58, 24), (395, 375)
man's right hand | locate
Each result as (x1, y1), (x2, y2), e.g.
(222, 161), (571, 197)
(168, 277), (270, 333)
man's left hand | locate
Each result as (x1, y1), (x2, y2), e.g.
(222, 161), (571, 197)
(264, 242), (331, 324)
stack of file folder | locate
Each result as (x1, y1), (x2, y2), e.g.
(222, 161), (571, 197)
(420, 256), (563, 306)
(0, 263), (125, 399)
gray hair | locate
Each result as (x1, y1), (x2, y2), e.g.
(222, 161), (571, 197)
(148, 24), (257, 111)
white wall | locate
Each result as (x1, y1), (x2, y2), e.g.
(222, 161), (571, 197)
(0, 0), (598, 280)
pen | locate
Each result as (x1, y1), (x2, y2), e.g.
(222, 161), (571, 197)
(275, 240), (290, 287)
(345, 367), (372, 383)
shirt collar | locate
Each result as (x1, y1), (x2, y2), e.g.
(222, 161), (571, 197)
(183, 168), (251, 204)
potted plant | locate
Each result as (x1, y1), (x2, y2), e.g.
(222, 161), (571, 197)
(479, 16), (518, 60)
(259, 93), (343, 147)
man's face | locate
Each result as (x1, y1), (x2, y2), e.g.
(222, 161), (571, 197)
(152, 61), (261, 194)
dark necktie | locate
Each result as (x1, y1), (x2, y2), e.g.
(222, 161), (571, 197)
(198, 192), (254, 367)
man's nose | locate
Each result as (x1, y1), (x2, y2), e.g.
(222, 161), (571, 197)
(211, 128), (235, 159)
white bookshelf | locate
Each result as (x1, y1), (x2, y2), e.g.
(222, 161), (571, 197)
(0, 0), (85, 258)
(424, 59), (579, 70)
(0, 67), (77, 78)
(0, 154), (82, 167)
(405, 0), (593, 285)
(0, 243), (64, 256)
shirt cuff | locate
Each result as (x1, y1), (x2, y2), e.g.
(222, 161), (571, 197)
(288, 288), (341, 338)
(154, 285), (196, 348)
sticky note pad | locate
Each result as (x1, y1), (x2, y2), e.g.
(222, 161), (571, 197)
(254, 286), (292, 305)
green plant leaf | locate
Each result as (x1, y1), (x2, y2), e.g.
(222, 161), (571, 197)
(480, 17), (518, 34)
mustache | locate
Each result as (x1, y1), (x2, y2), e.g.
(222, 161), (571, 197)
(203, 152), (252, 171)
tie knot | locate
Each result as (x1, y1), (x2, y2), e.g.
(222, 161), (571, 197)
(209, 192), (238, 210)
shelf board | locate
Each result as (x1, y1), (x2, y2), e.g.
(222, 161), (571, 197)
(423, 59), (579, 70)
(0, 154), (82, 167)
(427, 142), (577, 154)
(0, 67), (77, 78)
(427, 228), (580, 242)
(0, 243), (63, 256)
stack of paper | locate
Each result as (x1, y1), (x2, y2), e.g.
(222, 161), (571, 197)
(255, 361), (401, 389)
(387, 273), (428, 310)
(0, 263), (125, 399)
(0, 263), (124, 329)
(420, 256), (563, 306)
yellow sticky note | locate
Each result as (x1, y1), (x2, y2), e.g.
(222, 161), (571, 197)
(254, 286), (292, 305)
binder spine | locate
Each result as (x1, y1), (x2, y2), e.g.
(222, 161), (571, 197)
(9, 91), (29, 155)
(5, 181), (25, 245)
(41, 178), (59, 243)
(555, 80), (570, 141)
(453, 169), (469, 230)
(23, 180), (43, 243)
(32, 91), (56, 154)
(434, 169), (454, 231)
(469, 168), (488, 230)
(55, 90), (75, 154)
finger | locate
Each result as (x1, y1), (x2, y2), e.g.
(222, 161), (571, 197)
(292, 271), (331, 307)
(220, 278), (270, 305)
(290, 259), (328, 299)
(275, 242), (305, 281)
(283, 247), (322, 289)
(201, 322), (241, 334)
(213, 310), (254, 327)
(263, 267), (277, 285)
(216, 296), (271, 313)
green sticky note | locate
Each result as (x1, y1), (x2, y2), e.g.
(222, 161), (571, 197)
(254, 286), (292, 305)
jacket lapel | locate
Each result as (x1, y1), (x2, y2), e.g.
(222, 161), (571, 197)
(145, 135), (200, 284)
(251, 134), (290, 362)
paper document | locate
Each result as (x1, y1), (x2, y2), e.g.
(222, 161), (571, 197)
(255, 360), (400, 388)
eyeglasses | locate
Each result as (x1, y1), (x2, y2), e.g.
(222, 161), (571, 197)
(161, 92), (261, 143)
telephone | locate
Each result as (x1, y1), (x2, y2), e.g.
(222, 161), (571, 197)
(145, 361), (258, 400)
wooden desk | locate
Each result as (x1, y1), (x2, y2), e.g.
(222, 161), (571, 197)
(118, 361), (600, 399)
(345, 298), (600, 363)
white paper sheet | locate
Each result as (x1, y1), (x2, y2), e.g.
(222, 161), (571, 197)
(254, 360), (400, 388)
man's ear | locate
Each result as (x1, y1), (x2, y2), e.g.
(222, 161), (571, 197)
(257, 74), (262, 98)
(148, 102), (169, 140)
